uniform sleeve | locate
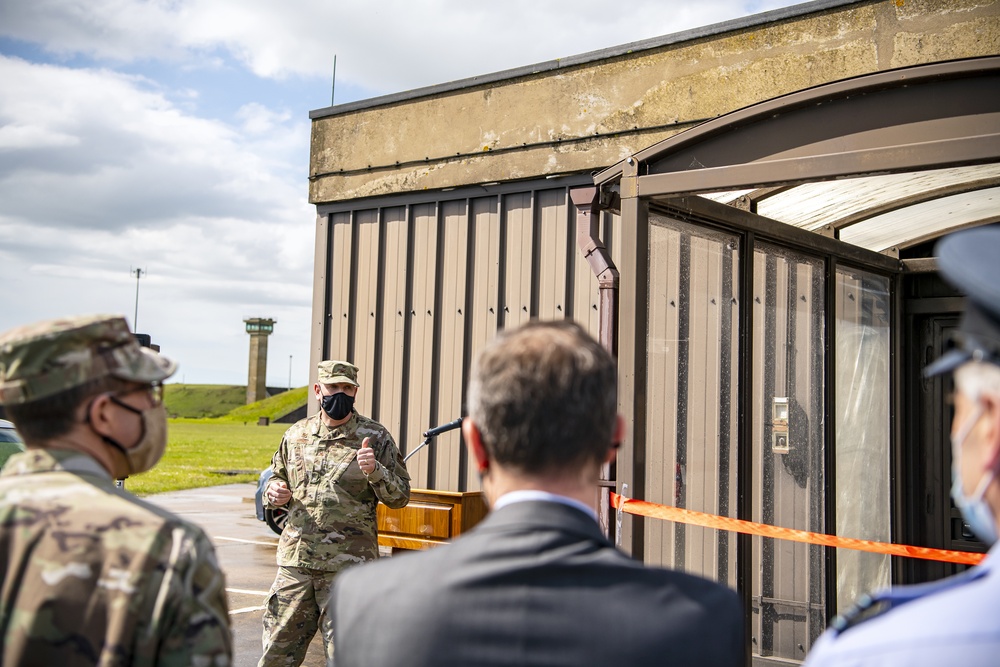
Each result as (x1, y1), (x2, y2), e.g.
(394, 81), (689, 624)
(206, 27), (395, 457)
(263, 432), (290, 510)
(155, 528), (233, 666)
(365, 432), (410, 509)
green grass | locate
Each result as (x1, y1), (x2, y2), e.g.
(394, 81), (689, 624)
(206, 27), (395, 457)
(212, 387), (310, 423)
(125, 421), (290, 496)
(164, 384), (309, 422)
(111, 384), (313, 496)
(163, 384), (247, 418)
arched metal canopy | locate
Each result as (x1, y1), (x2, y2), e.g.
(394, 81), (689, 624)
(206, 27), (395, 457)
(595, 56), (1000, 255)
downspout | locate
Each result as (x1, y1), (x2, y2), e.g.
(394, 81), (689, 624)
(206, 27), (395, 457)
(570, 186), (620, 539)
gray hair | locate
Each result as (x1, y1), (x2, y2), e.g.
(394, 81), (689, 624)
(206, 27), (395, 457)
(955, 361), (1000, 402)
(466, 320), (618, 474)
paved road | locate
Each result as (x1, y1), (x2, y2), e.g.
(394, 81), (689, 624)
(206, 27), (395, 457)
(145, 483), (327, 667)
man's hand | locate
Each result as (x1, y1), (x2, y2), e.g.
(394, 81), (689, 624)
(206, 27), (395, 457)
(357, 437), (376, 475)
(267, 479), (291, 506)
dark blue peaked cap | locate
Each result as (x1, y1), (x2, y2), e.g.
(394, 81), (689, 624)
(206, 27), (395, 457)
(925, 225), (1000, 377)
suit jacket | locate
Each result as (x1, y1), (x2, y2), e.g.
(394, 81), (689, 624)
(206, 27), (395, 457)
(330, 500), (744, 667)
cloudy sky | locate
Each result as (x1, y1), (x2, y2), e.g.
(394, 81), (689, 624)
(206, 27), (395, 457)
(0, 0), (802, 388)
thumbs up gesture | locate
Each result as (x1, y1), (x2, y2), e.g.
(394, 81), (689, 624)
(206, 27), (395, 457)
(357, 437), (376, 475)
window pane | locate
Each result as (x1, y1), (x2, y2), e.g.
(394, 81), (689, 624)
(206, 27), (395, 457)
(752, 242), (826, 661)
(835, 267), (891, 611)
(645, 213), (739, 587)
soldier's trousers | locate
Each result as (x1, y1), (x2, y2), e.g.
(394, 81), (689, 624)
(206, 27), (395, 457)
(258, 565), (337, 667)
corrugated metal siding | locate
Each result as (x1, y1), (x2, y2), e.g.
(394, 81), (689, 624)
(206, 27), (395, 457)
(354, 209), (380, 417)
(503, 193), (534, 329)
(751, 244), (826, 661)
(435, 200), (470, 490)
(328, 212), (354, 360)
(314, 179), (608, 492)
(645, 214), (739, 585)
(378, 206), (407, 441)
(406, 203), (438, 489)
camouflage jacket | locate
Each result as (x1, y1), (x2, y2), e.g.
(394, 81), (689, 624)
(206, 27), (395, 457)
(265, 412), (410, 572)
(0, 448), (232, 667)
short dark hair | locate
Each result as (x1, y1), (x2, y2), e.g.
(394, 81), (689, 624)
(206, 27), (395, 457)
(467, 320), (617, 474)
(5, 375), (129, 444)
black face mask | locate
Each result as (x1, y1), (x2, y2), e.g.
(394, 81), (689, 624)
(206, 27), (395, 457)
(321, 392), (355, 420)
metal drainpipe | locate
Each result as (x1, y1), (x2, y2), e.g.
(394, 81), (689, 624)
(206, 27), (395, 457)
(570, 186), (620, 539)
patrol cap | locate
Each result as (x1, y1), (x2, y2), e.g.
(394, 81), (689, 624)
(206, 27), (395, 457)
(0, 314), (177, 405)
(925, 226), (1000, 377)
(317, 360), (359, 387)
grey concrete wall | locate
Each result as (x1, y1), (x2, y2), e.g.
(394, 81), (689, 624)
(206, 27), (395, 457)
(309, 0), (1000, 205)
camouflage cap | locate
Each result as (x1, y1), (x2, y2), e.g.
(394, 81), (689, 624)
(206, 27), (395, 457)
(317, 360), (359, 387)
(0, 314), (177, 405)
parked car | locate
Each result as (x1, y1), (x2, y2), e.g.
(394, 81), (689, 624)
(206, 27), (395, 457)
(255, 467), (288, 535)
(0, 418), (25, 469)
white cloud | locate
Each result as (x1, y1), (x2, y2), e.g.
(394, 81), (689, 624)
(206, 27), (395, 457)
(1, 0), (801, 93)
(0, 52), (313, 385)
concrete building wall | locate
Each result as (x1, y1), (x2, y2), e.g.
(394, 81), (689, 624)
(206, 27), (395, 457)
(309, 0), (1000, 206)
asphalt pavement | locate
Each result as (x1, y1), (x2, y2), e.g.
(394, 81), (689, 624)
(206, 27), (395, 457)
(145, 483), (327, 667)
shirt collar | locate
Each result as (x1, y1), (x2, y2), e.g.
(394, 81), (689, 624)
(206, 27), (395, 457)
(492, 489), (598, 522)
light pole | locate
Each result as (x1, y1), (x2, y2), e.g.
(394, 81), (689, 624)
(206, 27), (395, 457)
(131, 267), (145, 330)
(288, 355), (292, 391)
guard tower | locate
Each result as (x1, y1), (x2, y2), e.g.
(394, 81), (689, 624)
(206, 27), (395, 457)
(244, 318), (275, 404)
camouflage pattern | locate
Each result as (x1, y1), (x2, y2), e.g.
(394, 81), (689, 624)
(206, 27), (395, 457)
(316, 360), (359, 387)
(259, 566), (337, 667)
(0, 314), (176, 405)
(0, 448), (232, 666)
(259, 411), (409, 665)
(265, 411), (410, 571)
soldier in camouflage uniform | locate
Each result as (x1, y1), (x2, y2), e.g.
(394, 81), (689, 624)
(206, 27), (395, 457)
(0, 314), (232, 667)
(259, 360), (410, 666)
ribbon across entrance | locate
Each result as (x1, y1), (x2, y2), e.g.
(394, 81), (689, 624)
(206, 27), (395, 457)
(611, 492), (985, 566)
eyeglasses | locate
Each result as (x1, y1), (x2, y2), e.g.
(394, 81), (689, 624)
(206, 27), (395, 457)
(117, 382), (163, 408)
(149, 382), (164, 407)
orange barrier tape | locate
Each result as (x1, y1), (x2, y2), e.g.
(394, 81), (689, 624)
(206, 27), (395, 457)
(611, 493), (985, 566)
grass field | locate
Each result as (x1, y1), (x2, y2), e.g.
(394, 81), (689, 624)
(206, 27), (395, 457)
(163, 384), (308, 421)
(124, 421), (291, 496)
(163, 384), (247, 418)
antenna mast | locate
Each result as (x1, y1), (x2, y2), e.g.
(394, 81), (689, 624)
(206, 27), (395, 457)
(131, 267), (145, 330)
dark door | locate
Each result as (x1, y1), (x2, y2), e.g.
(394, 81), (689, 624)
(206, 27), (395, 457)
(900, 272), (988, 585)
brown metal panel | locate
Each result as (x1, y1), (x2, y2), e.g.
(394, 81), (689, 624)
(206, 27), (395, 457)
(309, 212), (330, 416)
(353, 209), (379, 418)
(751, 255), (768, 655)
(406, 204), (439, 488)
(328, 212), (354, 362)
(536, 189), (568, 321)
(503, 193), (534, 327)
(646, 219), (681, 568)
(685, 234), (723, 578)
(572, 224), (601, 336)
(639, 133), (1000, 200)
(433, 200), (470, 491)
(617, 159), (648, 558)
(465, 196), (501, 492)
(752, 245), (826, 662)
(645, 216), (739, 584)
(378, 206), (408, 446)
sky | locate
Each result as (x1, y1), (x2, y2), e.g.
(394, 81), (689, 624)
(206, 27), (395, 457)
(0, 0), (803, 388)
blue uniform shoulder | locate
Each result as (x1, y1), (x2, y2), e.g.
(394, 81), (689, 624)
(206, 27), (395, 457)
(830, 566), (986, 635)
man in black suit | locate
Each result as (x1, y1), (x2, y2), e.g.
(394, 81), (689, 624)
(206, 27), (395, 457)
(329, 320), (744, 667)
